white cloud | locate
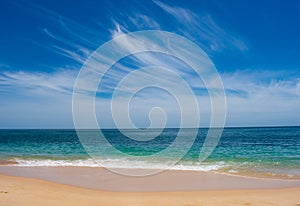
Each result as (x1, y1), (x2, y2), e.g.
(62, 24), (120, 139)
(0, 69), (77, 95)
(129, 14), (161, 30)
(109, 13), (161, 39)
(222, 70), (300, 99)
(1, 68), (299, 128)
(109, 20), (129, 38)
(153, 0), (196, 25)
(220, 70), (300, 126)
(41, 26), (94, 64)
(153, 0), (248, 52)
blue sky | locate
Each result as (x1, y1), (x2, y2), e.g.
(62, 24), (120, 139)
(0, 0), (299, 128)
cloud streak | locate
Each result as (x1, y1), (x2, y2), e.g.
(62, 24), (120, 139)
(128, 14), (161, 30)
(153, 0), (248, 52)
(1, 67), (299, 128)
(0, 69), (77, 95)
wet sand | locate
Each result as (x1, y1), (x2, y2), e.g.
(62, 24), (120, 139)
(0, 166), (299, 191)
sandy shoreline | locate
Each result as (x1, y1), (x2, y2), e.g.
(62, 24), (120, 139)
(1, 166), (300, 192)
(1, 166), (300, 205)
(1, 173), (300, 206)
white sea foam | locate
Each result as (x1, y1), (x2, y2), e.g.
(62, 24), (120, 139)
(11, 158), (226, 172)
(6, 158), (300, 179)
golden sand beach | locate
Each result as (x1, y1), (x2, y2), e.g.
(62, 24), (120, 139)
(1, 173), (300, 206)
(1, 167), (300, 206)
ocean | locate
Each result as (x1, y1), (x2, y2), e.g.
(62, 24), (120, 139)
(0, 127), (299, 179)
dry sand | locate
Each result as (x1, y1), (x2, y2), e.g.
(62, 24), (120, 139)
(1, 173), (300, 206)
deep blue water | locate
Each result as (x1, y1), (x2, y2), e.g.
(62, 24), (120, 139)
(0, 127), (299, 178)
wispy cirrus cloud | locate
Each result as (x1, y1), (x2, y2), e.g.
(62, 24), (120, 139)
(109, 13), (161, 38)
(1, 67), (299, 128)
(222, 70), (300, 100)
(2, 66), (298, 101)
(109, 20), (130, 38)
(41, 22), (94, 64)
(128, 14), (161, 30)
(153, 0), (248, 52)
(0, 69), (77, 95)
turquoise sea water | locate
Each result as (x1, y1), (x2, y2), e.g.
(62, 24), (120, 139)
(0, 127), (299, 179)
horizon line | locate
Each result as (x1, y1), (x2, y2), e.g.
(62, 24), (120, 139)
(1, 125), (299, 130)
